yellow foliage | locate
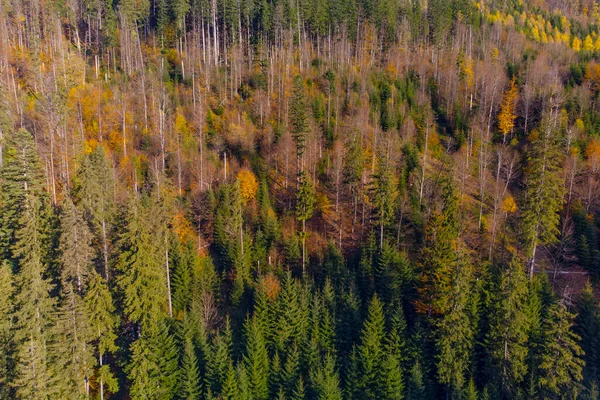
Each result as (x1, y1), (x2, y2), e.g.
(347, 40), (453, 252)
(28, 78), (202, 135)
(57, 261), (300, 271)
(584, 35), (594, 51)
(173, 212), (196, 243)
(498, 78), (518, 136)
(237, 168), (258, 204)
(573, 36), (582, 51)
(502, 195), (518, 213)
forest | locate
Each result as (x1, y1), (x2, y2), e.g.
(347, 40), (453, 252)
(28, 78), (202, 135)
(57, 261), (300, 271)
(2, 0), (600, 398)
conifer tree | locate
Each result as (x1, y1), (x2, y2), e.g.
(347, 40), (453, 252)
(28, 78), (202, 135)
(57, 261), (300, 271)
(51, 284), (95, 399)
(357, 294), (387, 398)
(116, 196), (167, 331)
(59, 194), (94, 293)
(290, 75), (309, 174)
(0, 128), (46, 260)
(575, 282), (600, 385)
(296, 170), (316, 274)
(415, 183), (459, 316)
(520, 113), (566, 279)
(406, 361), (426, 400)
(179, 327), (202, 400)
(85, 270), (119, 400)
(127, 321), (180, 400)
(244, 316), (270, 400)
(76, 145), (116, 280)
(206, 317), (233, 394)
(314, 352), (343, 400)
(487, 258), (530, 395)
(11, 194), (56, 399)
(538, 301), (585, 398)
(370, 152), (397, 247)
(0, 261), (14, 398)
(221, 360), (240, 399)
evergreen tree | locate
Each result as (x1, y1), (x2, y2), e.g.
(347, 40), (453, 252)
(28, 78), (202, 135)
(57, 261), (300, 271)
(369, 152), (397, 247)
(244, 316), (270, 400)
(179, 326), (202, 400)
(357, 294), (387, 398)
(0, 128), (46, 260)
(576, 282), (600, 386)
(520, 113), (566, 279)
(296, 170), (316, 274)
(290, 75), (309, 174)
(11, 194), (56, 399)
(75, 145), (116, 281)
(206, 317), (233, 394)
(51, 284), (95, 399)
(314, 352), (343, 400)
(116, 196), (167, 331)
(406, 361), (426, 400)
(538, 301), (585, 398)
(0, 261), (14, 398)
(487, 258), (530, 395)
(85, 270), (119, 399)
(127, 320), (180, 400)
(59, 194), (94, 293)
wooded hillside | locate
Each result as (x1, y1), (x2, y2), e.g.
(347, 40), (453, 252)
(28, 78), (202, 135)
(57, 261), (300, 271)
(1, 0), (600, 398)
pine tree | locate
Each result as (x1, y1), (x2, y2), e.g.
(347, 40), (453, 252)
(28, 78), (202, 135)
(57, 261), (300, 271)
(11, 194), (56, 399)
(244, 316), (270, 400)
(382, 305), (406, 400)
(221, 360), (240, 399)
(538, 301), (585, 398)
(85, 271), (119, 399)
(487, 258), (530, 395)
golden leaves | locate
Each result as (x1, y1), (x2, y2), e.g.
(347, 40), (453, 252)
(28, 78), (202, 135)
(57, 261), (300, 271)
(498, 78), (518, 137)
(237, 168), (258, 204)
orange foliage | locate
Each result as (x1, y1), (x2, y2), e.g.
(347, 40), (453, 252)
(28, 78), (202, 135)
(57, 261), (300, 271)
(262, 274), (281, 301)
(585, 61), (600, 92)
(172, 211), (196, 244)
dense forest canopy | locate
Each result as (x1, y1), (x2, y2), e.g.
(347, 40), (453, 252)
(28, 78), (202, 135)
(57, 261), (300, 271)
(2, 0), (600, 398)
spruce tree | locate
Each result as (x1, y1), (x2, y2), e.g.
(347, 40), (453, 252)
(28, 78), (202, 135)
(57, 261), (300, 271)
(244, 316), (270, 400)
(357, 294), (387, 398)
(116, 196), (167, 331)
(75, 145), (116, 281)
(487, 258), (530, 395)
(538, 301), (585, 398)
(520, 113), (565, 279)
(290, 75), (309, 174)
(576, 282), (600, 385)
(59, 194), (94, 293)
(179, 329), (202, 400)
(314, 352), (343, 400)
(0, 260), (14, 398)
(127, 320), (179, 400)
(11, 194), (56, 399)
(0, 128), (46, 260)
(85, 270), (119, 399)
(369, 152), (397, 247)
(296, 170), (316, 274)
